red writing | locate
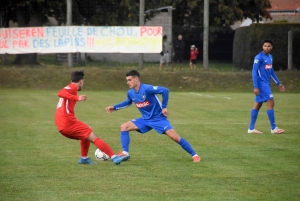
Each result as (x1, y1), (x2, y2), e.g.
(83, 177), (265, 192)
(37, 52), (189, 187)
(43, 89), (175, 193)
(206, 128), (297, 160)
(265, 64), (272, 69)
(13, 40), (29, 48)
(0, 40), (8, 48)
(140, 27), (162, 37)
(135, 100), (150, 108)
(0, 28), (44, 39)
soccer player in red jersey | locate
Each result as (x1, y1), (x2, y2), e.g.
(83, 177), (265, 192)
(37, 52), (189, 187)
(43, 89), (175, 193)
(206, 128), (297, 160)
(55, 70), (129, 165)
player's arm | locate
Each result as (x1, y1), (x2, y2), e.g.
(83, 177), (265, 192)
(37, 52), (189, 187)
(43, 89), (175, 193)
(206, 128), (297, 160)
(58, 87), (86, 101)
(147, 85), (169, 109)
(252, 57), (261, 95)
(106, 94), (132, 113)
(270, 69), (285, 92)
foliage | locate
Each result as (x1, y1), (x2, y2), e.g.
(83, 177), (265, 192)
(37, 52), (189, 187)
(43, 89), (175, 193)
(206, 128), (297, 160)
(233, 24), (300, 71)
(1, 0), (273, 27)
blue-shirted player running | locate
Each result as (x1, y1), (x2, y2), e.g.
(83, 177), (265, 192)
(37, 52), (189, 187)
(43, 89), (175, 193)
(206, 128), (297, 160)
(248, 40), (285, 134)
(105, 70), (200, 162)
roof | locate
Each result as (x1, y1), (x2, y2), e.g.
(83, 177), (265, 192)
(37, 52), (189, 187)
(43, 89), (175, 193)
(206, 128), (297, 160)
(268, 0), (300, 11)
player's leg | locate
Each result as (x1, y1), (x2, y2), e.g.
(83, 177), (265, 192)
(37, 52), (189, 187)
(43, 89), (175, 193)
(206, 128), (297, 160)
(165, 129), (200, 162)
(118, 119), (152, 159)
(87, 132), (130, 165)
(248, 102), (263, 134)
(266, 99), (284, 134)
(86, 132), (115, 158)
(119, 121), (138, 154)
(189, 61), (193, 70)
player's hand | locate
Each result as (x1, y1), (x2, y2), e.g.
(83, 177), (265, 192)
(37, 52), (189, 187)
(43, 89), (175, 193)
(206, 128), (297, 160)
(162, 108), (169, 116)
(78, 95), (87, 101)
(105, 106), (114, 113)
(279, 84), (285, 92)
(254, 88), (259, 96)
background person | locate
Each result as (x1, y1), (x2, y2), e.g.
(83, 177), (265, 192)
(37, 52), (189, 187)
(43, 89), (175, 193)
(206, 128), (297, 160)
(172, 34), (185, 70)
(189, 45), (198, 70)
(159, 35), (169, 70)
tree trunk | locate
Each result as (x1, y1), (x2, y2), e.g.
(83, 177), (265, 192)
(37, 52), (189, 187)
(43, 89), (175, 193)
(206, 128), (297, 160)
(13, 8), (42, 65)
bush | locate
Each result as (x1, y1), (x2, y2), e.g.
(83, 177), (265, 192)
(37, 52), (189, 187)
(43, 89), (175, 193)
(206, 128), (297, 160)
(233, 24), (300, 70)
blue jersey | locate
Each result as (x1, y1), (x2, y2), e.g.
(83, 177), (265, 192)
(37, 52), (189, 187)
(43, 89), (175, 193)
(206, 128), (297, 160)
(252, 52), (281, 88)
(114, 83), (169, 119)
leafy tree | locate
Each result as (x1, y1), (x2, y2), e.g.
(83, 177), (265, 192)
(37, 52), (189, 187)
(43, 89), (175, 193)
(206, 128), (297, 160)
(1, 0), (272, 65)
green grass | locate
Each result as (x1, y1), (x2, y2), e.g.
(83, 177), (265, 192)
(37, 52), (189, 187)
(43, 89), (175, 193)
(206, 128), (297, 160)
(0, 89), (299, 201)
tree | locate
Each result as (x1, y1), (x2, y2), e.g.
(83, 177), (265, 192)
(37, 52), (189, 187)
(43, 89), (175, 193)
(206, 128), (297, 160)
(1, 0), (64, 65)
(1, 0), (272, 65)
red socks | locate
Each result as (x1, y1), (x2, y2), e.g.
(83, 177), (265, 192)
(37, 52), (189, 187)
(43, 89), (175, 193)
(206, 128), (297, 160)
(80, 140), (90, 157)
(93, 138), (115, 157)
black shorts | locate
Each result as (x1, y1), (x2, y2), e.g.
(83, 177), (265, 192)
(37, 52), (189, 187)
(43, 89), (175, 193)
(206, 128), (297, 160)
(173, 53), (184, 63)
(190, 59), (197, 64)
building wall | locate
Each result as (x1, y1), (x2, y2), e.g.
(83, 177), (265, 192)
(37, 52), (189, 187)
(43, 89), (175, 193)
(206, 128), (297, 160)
(264, 13), (300, 23)
(87, 9), (173, 63)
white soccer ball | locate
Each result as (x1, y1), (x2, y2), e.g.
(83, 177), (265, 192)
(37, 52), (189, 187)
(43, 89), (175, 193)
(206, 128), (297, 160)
(95, 149), (110, 161)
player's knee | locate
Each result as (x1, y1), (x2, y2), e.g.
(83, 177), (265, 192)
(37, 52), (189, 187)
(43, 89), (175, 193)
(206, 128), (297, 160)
(120, 123), (130, 131)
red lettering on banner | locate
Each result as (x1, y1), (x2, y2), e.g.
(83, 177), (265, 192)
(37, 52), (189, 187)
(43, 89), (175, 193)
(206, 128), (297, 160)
(0, 40), (9, 48)
(140, 27), (162, 37)
(13, 40), (29, 48)
(8, 28), (44, 39)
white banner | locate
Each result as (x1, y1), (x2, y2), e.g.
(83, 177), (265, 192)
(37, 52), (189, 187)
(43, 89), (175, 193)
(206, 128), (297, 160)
(0, 26), (163, 54)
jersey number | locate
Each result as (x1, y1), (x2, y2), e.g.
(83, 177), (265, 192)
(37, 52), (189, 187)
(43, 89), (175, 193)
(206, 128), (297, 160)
(57, 98), (63, 108)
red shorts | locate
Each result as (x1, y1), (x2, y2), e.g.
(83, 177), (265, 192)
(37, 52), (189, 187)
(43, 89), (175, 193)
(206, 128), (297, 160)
(59, 120), (92, 140)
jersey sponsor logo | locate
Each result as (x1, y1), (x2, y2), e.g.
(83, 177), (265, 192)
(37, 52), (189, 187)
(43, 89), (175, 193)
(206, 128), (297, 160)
(135, 100), (150, 108)
(265, 64), (272, 69)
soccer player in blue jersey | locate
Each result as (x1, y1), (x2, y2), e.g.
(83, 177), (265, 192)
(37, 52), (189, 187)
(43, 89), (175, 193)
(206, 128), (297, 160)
(105, 70), (200, 162)
(248, 40), (285, 134)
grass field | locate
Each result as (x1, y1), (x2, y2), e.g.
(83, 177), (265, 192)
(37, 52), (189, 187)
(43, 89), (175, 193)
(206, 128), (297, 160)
(0, 89), (299, 201)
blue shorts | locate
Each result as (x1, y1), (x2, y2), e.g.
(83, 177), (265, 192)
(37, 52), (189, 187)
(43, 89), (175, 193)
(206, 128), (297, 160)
(131, 117), (173, 134)
(255, 85), (273, 103)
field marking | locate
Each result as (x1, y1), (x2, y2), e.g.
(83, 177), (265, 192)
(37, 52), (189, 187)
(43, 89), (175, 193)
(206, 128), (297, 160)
(190, 93), (231, 99)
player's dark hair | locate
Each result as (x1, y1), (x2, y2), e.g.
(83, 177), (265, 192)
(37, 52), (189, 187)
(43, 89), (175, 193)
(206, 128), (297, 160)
(126, 70), (140, 78)
(163, 35), (167, 40)
(263, 39), (273, 46)
(71, 70), (84, 83)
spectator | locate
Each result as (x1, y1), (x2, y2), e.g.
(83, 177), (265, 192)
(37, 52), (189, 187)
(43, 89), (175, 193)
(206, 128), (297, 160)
(189, 45), (198, 70)
(172, 34), (185, 70)
(160, 35), (169, 70)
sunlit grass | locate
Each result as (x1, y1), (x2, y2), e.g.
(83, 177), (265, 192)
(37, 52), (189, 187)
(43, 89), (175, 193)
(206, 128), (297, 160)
(0, 90), (299, 201)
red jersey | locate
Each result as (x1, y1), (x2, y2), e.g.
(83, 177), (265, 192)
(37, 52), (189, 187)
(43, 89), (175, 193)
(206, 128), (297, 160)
(55, 84), (79, 131)
(190, 49), (198, 60)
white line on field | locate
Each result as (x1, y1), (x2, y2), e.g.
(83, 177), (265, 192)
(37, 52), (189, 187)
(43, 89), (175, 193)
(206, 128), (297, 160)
(190, 93), (231, 99)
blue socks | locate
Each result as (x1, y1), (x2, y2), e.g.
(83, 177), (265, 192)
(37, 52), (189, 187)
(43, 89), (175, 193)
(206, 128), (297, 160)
(267, 109), (276, 130)
(178, 138), (196, 156)
(120, 131), (130, 152)
(249, 109), (259, 130)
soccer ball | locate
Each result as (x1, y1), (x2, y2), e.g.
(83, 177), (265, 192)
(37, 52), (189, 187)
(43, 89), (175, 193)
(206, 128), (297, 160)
(95, 149), (110, 161)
